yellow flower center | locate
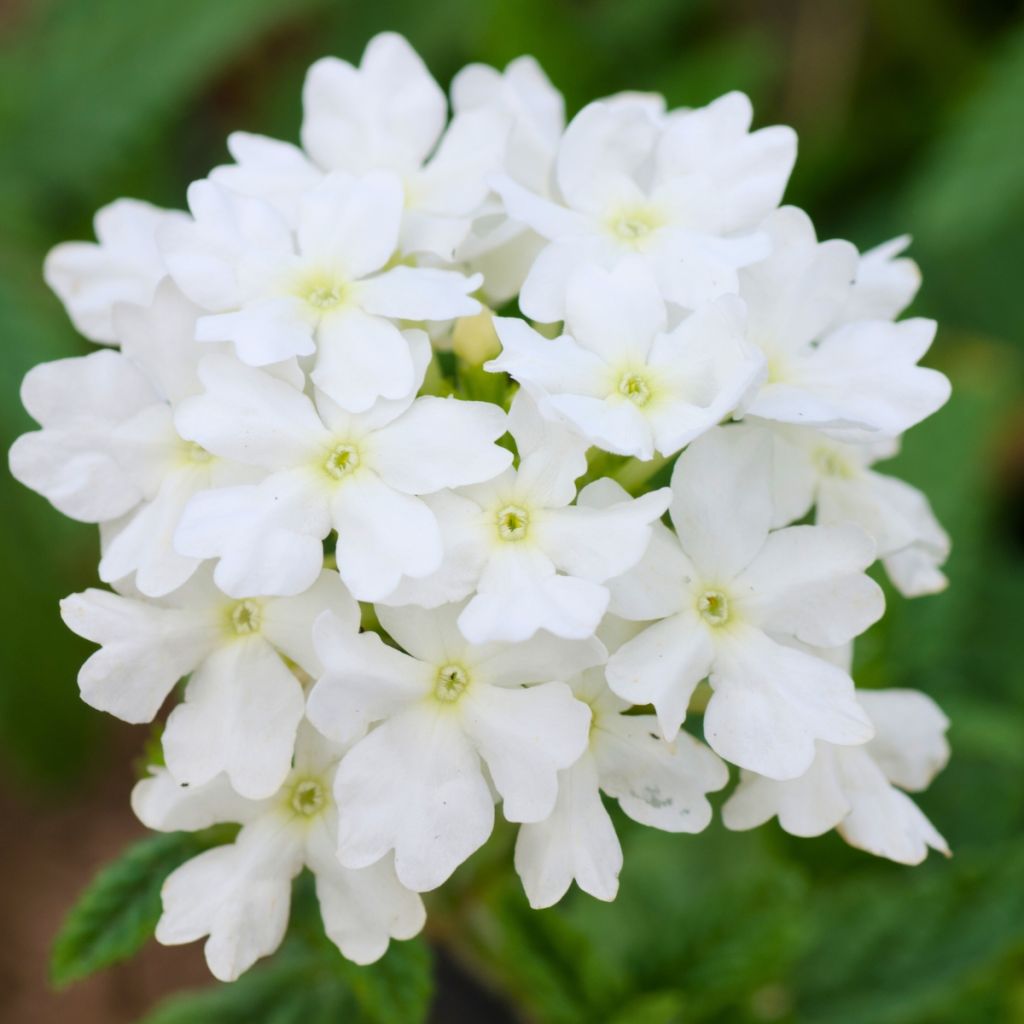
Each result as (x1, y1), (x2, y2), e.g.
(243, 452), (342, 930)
(618, 372), (652, 407)
(496, 504), (530, 541)
(289, 778), (327, 817)
(229, 599), (262, 636)
(697, 589), (730, 627)
(434, 664), (470, 703)
(324, 443), (361, 480)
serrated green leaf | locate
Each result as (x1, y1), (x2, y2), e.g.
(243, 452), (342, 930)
(138, 932), (433, 1024)
(51, 827), (234, 987)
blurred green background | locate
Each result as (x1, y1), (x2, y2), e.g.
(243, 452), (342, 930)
(1, 1), (1023, 1022)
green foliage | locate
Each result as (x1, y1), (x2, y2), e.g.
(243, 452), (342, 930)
(138, 875), (433, 1024)
(51, 827), (236, 988)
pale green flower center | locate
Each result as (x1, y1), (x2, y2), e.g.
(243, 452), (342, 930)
(304, 281), (347, 310)
(324, 443), (361, 480)
(183, 441), (213, 463)
(618, 372), (652, 407)
(607, 205), (663, 246)
(230, 599), (262, 635)
(697, 589), (730, 626)
(496, 504), (530, 541)
(814, 448), (854, 479)
(289, 778), (327, 817)
(434, 663), (470, 703)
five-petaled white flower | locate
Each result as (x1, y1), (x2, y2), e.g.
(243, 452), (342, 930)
(384, 393), (670, 642)
(173, 351), (511, 600)
(306, 601), (601, 892)
(604, 428), (884, 780)
(737, 208), (951, 438)
(160, 173), (481, 412)
(494, 93), (796, 322)
(488, 258), (765, 459)
(134, 724), (425, 980)
(61, 568), (354, 799)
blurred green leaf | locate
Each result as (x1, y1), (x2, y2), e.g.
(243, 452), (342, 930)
(51, 827), (235, 987)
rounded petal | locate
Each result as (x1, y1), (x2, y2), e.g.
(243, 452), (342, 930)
(461, 680), (591, 822)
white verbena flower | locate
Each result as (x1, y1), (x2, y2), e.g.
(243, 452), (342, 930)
(724, 664), (950, 865)
(306, 601), (601, 892)
(159, 172), (481, 412)
(383, 393), (671, 643)
(494, 92), (796, 322)
(134, 724), (425, 981)
(488, 257), (765, 459)
(10, 281), (255, 597)
(604, 428), (884, 780)
(61, 568), (354, 799)
(299, 32), (509, 260)
(739, 208), (950, 438)
(173, 351), (511, 600)
(43, 198), (185, 343)
(747, 420), (950, 596)
(515, 657), (728, 909)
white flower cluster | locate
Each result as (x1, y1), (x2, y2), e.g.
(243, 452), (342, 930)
(11, 33), (954, 982)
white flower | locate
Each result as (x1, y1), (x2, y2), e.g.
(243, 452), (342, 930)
(739, 208), (950, 438)
(383, 393), (671, 642)
(61, 568), (354, 799)
(724, 667), (950, 865)
(299, 32), (509, 260)
(134, 725), (425, 981)
(159, 173), (480, 412)
(43, 198), (185, 343)
(10, 281), (253, 597)
(747, 420), (950, 596)
(306, 602), (601, 892)
(603, 428), (883, 779)
(838, 234), (921, 326)
(488, 258), (764, 459)
(515, 656), (727, 908)
(450, 55), (565, 303)
(494, 92), (796, 322)
(173, 352), (511, 600)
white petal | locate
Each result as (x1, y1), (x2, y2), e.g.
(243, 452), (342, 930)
(535, 488), (670, 582)
(195, 297), (315, 365)
(462, 680), (591, 822)
(514, 755), (621, 908)
(334, 706), (494, 891)
(44, 199), (174, 342)
(163, 639), (306, 799)
(176, 355), (328, 469)
(487, 318), (608, 397)
(738, 523), (884, 647)
(722, 750), (851, 837)
(838, 235), (921, 325)
(174, 470), (330, 598)
(706, 627), (874, 780)
(370, 397), (511, 494)
(360, 265), (481, 325)
(835, 747), (949, 865)
(563, 258), (666, 364)
(261, 570), (358, 674)
(307, 825), (426, 964)
(60, 588), (215, 723)
(669, 426), (774, 581)
(307, 619), (430, 746)
(157, 817), (301, 981)
(859, 689), (950, 792)
(297, 171), (402, 275)
(595, 717), (727, 832)
(312, 310), (417, 413)
(605, 612), (714, 738)
(132, 768), (261, 831)
(457, 546), (610, 644)
(301, 34), (446, 174)
(331, 474), (443, 601)
(10, 351), (157, 522)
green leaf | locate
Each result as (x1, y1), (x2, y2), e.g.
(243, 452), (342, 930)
(138, 931), (433, 1024)
(51, 827), (234, 987)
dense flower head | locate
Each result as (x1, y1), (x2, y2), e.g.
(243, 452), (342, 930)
(9, 31), (953, 982)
